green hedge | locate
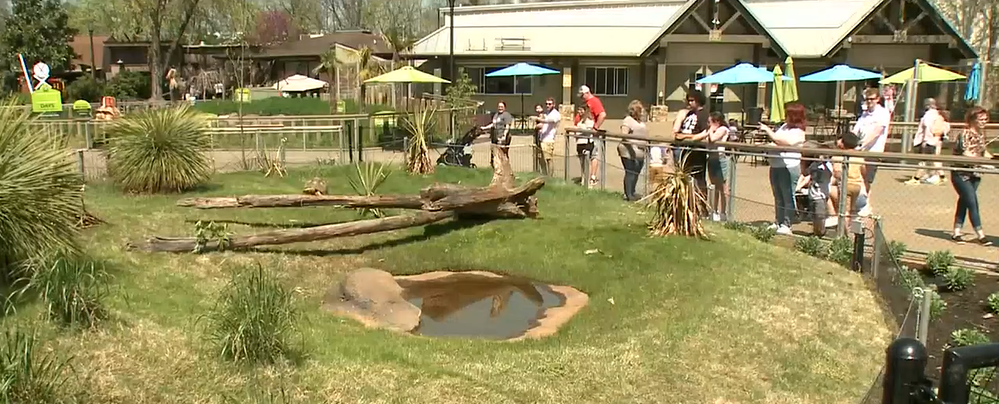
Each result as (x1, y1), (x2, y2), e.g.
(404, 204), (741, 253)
(192, 97), (395, 116)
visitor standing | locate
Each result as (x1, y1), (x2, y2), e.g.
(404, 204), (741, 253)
(950, 106), (993, 246)
(705, 112), (730, 221)
(579, 85), (606, 186)
(618, 100), (648, 202)
(532, 98), (561, 176)
(852, 87), (890, 216)
(758, 102), (807, 235)
(672, 90), (710, 193)
(908, 98), (944, 184)
(481, 101), (514, 169)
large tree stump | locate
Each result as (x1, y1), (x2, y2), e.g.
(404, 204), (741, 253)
(136, 146), (543, 253)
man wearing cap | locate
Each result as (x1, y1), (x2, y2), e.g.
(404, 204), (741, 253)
(579, 85), (606, 186)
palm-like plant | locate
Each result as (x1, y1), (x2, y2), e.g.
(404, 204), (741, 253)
(0, 99), (84, 277)
(641, 155), (708, 238)
(313, 48), (343, 114)
(403, 107), (437, 175)
(348, 161), (393, 218)
(105, 105), (213, 193)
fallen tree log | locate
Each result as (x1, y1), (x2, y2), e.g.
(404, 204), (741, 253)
(176, 194), (426, 210)
(138, 211), (456, 253)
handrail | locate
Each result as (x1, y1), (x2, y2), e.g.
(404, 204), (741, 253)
(563, 126), (998, 167)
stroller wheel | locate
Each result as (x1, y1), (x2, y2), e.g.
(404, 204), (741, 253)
(469, 163), (477, 168)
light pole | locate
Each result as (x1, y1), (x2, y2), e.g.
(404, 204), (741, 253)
(448, 0), (456, 140)
(88, 28), (96, 79)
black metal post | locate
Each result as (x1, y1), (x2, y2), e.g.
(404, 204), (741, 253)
(939, 343), (999, 404)
(88, 28), (96, 79)
(851, 220), (866, 272)
(882, 337), (929, 404)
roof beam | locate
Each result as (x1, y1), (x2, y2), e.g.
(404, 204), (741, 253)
(689, 12), (713, 33)
(718, 11), (741, 33)
(875, 9), (897, 32)
(850, 34), (953, 44)
(662, 34), (769, 45)
(901, 11), (927, 32)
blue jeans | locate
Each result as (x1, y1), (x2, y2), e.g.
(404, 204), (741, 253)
(620, 157), (645, 201)
(769, 165), (800, 227)
(951, 172), (982, 230)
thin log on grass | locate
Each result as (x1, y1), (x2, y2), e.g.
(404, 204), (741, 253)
(424, 177), (545, 212)
(138, 211), (456, 253)
(176, 194), (426, 210)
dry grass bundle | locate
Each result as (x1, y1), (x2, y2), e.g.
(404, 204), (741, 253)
(404, 107), (436, 175)
(641, 157), (707, 238)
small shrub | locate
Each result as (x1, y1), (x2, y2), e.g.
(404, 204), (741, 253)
(0, 100), (84, 277)
(105, 105), (212, 193)
(943, 267), (975, 291)
(749, 225), (776, 242)
(951, 328), (991, 347)
(723, 221), (748, 232)
(899, 265), (925, 290)
(794, 236), (825, 257)
(926, 250), (955, 276)
(987, 292), (999, 314)
(0, 328), (74, 403)
(105, 70), (151, 100)
(348, 162), (392, 218)
(642, 157), (707, 238)
(827, 236), (853, 267)
(193, 221), (233, 253)
(202, 264), (299, 364)
(18, 256), (111, 328)
(65, 76), (104, 103)
(929, 292), (947, 320)
(886, 240), (906, 264)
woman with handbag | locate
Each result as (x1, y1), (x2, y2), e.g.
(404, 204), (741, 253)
(950, 106), (993, 245)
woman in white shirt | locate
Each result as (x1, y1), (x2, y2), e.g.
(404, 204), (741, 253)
(758, 103), (807, 235)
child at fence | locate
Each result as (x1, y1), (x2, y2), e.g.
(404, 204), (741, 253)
(795, 141), (833, 236)
(826, 133), (868, 229)
(573, 105), (596, 182)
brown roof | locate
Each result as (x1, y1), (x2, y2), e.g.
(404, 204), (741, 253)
(254, 31), (392, 59)
(70, 35), (109, 69)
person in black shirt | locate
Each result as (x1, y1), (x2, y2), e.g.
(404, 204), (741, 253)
(672, 89), (710, 191)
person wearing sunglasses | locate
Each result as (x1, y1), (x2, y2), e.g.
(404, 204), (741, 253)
(850, 87), (890, 216)
(530, 98), (562, 175)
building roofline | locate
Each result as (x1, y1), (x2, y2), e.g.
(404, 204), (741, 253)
(440, 0), (672, 15)
(638, 0), (787, 58)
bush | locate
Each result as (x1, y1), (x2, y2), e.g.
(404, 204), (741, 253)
(950, 328), (990, 347)
(988, 292), (999, 314)
(202, 264), (300, 364)
(0, 100), (84, 277)
(899, 265), (924, 289)
(105, 70), (151, 100)
(929, 292), (947, 320)
(65, 76), (104, 102)
(749, 225), (775, 242)
(827, 236), (853, 267)
(0, 328), (74, 403)
(723, 221), (748, 232)
(794, 236), (825, 257)
(926, 250), (955, 276)
(105, 105), (212, 193)
(18, 255), (111, 328)
(943, 267), (975, 291)
(193, 97), (394, 116)
(886, 240), (906, 264)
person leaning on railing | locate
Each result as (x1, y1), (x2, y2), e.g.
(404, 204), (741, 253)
(618, 100), (648, 202)
(757, 102), (807, 236)
(949, 106), (994, 246)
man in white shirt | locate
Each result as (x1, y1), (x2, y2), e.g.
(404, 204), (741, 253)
(851, 87), (890, 216)
(532, 97), (562, 175)
(907, 98), (941, 184)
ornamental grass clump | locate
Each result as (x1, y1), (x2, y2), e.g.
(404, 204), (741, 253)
(641, 159), (707, 238)
(404, 107), (436, 175)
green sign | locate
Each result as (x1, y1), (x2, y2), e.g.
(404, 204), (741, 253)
(234, 88), (251, 103)
(72, 100), (92, 111)
(336, 100), (346, 113)
(31, 85), (63, 113)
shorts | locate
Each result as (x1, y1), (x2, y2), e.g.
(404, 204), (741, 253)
(649, 146), (666, 166)
(541, 141), (555, 160)
(864, 163), (878, 185)
(915, 143), (938, 154)
(576, 142), (600, 160)
(708, 156), (728, 184)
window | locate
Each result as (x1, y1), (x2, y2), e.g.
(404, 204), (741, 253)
(463, 67), (532, 95)
(584, 67), (628, 96)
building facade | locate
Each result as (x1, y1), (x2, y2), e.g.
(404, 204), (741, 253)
(408, 0), (977, 120)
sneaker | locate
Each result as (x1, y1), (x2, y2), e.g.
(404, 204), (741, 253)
(904, 178), (921, 185)
(711, 213), (722, 222)
(824, 216), (839, 228)
(973, 237), (993, 246)
(589, 177), (598, 187)
(922, 175), (940, 185)
(767, 223), (778, 230)
(776, 225), (793, 235)
(952, 234), (966, 244)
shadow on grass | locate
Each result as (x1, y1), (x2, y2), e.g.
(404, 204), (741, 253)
(252, 218), (489, 257)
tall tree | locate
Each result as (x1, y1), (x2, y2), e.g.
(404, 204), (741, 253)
(250, 9), (300, 45)
(0, 0), (76, 88)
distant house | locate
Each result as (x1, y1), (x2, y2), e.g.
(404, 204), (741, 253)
(69, 34), (109, 74)
(249, 30), (393, 82)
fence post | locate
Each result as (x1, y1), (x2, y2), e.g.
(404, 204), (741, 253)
(582, 148), (591, 190)
(872, 217), (883, 279)
(84, 121), (93, 149)
(882, 337), (929, 404)
(402, 137), (409, 167)
(916, 287), (933, 345)
(76, 149), (85, 179)
(837, 161), (849, 237)
(357, 119), (364, 163)
(599, 135), (607, 190)
(727, 154), (737, 222)
(851, 218), (866, 272)
(563, 132), (571, 182)
(939, 343), (999, 404)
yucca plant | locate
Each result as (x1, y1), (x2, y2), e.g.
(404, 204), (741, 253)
(105, 105), (212, 193)
(640, 157), (707, 238)
(348, 161), (393, 218)
(403, 107), (436, 175)
(0, 328), (74, 403)
(0, 99), (84, 278)
(201, 264), (299, 364)
(17, 255), (111, 328)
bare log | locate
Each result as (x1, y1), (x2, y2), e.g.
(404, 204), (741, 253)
(177, 194), (426, 210)
(425, 177), (545, 212)
(138, 211), (456, 253)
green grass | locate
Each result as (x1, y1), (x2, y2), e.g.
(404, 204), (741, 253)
(16, 166), (890, 403)
(192, 97), (396, 117)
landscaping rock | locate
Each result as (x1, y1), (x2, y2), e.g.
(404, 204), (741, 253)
(322, 268), (421, 332)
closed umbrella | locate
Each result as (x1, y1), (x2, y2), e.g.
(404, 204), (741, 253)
(965, 62), (982, 102)
(770, 65), (786, 123)
(783, 57), (798, 103)
(484, 62), (560, 117)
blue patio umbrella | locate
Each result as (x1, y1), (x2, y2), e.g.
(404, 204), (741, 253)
(965, 62), (981, 102)
(799, 64), (882, 82)
(485, 62), (560, 116)
(696, 62), (790, 84)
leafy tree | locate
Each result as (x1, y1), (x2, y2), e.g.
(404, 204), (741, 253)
(445, 71), (478, 130)
(0, 0), (76, 91)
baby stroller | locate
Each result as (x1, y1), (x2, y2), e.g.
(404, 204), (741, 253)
(795, 189), (829, 237)
(436, 114), (492, 168)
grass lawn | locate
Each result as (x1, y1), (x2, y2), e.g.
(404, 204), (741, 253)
(21, 166), (892, 403)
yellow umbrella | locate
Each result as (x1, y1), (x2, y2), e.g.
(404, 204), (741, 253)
(770, 64), (786, 123)
(880, 62), (965, 84)
(783, 57), (798, 103)
(364, 66), (451, 84)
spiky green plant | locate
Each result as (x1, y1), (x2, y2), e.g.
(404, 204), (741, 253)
(348, 162), (393, 218)
(0, 99), (84, 278)
(105, 105), (212, 193)
(0, 328), (74, 403)
(640, 157), (707, 238)
(403, 107), (436, 175)
(17, 255), (111, 328)
(201, 264), (299, 364)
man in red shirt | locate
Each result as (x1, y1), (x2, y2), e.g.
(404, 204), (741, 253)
(579, 85), (606, 186)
